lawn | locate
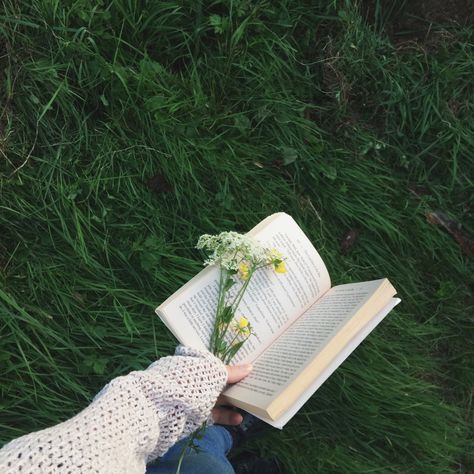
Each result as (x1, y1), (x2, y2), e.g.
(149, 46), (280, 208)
(0, 0), (473, 472)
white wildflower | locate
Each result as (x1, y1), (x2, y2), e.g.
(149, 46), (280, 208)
(196, 231), (270, 270)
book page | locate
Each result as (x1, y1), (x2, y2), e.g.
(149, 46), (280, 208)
(224, 279), (391, 408)
(156, 213), (331, 364)
(255, 297), (401, 429)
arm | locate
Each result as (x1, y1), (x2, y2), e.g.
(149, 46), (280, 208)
(0, 346), (234, 474)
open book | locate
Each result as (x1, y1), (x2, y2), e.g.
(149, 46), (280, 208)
(156, 213), (400, 428)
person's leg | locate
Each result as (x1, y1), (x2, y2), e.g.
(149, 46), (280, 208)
(146, 425), (235, 474)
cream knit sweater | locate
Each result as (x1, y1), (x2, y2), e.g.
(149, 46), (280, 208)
(0, 346), (228, 474)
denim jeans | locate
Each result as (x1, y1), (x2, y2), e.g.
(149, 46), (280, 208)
(146, 425), (235, 474)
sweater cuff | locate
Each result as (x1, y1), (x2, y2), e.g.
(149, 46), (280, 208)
(174, 345), (227, 427)
(141, 345), (227, 459)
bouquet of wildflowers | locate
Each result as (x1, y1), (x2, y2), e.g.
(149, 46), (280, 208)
(196, 231), (286, 362)
(175, 230), (285, 473)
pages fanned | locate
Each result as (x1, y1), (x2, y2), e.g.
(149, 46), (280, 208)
(156, 213), (400, 428)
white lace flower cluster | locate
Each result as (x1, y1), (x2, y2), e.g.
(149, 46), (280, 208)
(196, 231), (269, 271)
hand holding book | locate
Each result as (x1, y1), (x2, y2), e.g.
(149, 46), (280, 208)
(212, 364), (254, 426)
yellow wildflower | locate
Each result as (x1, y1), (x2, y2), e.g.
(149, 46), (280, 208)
(238, 317), (249, 329)
(275, 261), (286, 273)
(238, 262), (250, 280)
(269, 248), (283, 260)
(233, 317), (251, 336)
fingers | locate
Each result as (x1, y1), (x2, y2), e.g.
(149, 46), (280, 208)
(213, 364), (252, 425)
(212, 407), (243, 425)
(226, 364), (253, 384)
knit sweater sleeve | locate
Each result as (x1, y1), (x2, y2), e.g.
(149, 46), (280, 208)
(0, 346), (228, 474)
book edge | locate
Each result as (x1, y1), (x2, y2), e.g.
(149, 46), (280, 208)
(265, 278), (396, 419)
(247, 297), (402, 428)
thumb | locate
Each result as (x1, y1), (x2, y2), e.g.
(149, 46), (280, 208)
(226, 364), (253, 384)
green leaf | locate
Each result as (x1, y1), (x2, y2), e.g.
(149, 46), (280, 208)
(209, 14), (229, 34)
(281, 146), (298, 165)
(93, 359), (107, 375)
(224, 278), (235, 292)
(234, 114), (251, 132)
(215, 339), (227, 354)
(226, 341), (245, 362)
(220, 305), (234, 323)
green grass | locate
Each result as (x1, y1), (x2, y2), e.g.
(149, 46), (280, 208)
(0, 0), (472, 472)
